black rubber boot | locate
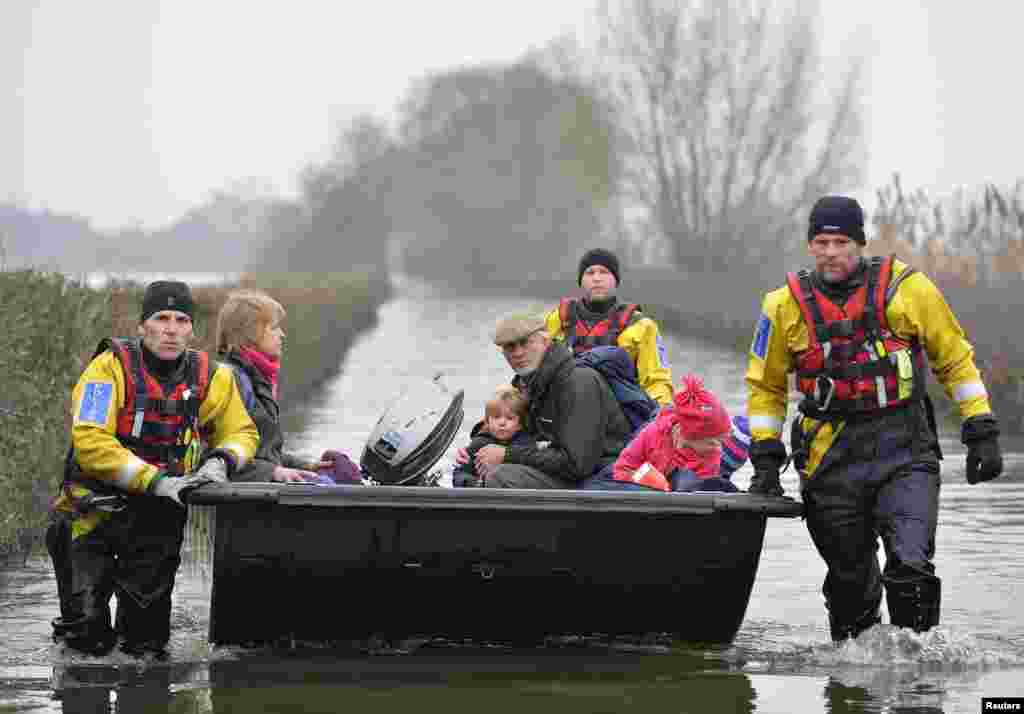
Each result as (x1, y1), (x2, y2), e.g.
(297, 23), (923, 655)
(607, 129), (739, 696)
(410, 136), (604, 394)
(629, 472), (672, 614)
(51, 617), (73, 643)
(828, 604), (882, 643)
(62, 618), (116, 657)
(883, 566), (941, 633)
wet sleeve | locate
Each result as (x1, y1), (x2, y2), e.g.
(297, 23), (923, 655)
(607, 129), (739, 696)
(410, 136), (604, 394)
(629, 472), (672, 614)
(618, 317), (674, 405)
(198, 364), (260, 472)
(745, 288), (795, 442)
(71, 352), (163, 494)
(280, 452), (312, 470)
(886, 267), (993, 420)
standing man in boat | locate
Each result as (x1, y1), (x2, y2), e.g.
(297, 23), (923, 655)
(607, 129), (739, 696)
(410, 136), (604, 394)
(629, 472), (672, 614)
(544, 248), (674, 405)
(48, 280), (259, 658)
(474, 312), (633, 488)
(744, 195), (1003, 642)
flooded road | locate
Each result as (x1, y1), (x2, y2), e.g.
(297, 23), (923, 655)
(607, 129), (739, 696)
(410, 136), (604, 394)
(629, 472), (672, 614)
(2, 276), (1023, 713)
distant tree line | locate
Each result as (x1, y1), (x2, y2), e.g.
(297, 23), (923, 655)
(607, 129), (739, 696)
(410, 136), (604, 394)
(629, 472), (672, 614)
(2, 0), (869, 283)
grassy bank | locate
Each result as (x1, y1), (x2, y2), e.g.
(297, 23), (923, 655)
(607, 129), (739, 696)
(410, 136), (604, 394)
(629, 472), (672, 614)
(0, 269), (390, 560)
(0, 270), (111, 560)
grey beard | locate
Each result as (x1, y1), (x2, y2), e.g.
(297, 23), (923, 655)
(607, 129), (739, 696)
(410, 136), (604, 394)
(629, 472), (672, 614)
(513, 365), (537, 377)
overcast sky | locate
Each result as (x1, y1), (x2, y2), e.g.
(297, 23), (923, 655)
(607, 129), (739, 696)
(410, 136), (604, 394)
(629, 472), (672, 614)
(3, 1), (1022, 230)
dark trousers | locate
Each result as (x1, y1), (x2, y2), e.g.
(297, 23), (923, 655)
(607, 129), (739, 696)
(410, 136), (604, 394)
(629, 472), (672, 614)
(802, 419), (940, 638)
(484, 464), (577, 489)
(46, 515), (74, 635)
(57, 497), (187, 653)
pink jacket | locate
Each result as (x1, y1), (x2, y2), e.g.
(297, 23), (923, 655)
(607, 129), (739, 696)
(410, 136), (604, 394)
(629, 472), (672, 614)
(613, 410), (722, 489)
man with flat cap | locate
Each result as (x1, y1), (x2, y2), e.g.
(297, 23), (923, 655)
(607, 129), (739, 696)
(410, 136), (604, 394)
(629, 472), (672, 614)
(47, 280), (259, 658)
(472, 311), (633, 489)
(544, 248), (674, 405)
(744, 195), (1002, 643)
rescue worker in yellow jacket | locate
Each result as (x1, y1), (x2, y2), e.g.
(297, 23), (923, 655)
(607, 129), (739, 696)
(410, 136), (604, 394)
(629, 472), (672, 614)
(47, 280), (259, 658)
(544, 248), (674, 405)
(745, 196), (1002, 643)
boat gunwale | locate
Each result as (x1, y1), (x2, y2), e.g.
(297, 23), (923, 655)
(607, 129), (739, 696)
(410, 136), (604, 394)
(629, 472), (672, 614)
(189, 483), (804, 517)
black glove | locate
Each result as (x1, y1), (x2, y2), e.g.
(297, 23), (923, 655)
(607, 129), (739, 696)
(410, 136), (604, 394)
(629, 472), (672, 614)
(748, 438), (787, 497)
(962, 415), (1003, 484)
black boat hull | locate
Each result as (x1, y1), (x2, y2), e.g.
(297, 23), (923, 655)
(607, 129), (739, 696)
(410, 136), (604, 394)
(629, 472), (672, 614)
(191, 485), (803, 646)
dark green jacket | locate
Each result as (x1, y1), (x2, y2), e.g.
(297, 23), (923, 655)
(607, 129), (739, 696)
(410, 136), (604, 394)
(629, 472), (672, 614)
(508, 342), (632, 481)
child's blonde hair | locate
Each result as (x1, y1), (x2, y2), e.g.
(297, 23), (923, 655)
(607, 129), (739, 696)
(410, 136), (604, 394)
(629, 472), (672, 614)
(215, 288), (286, 354)
(484, 385), (528, 423)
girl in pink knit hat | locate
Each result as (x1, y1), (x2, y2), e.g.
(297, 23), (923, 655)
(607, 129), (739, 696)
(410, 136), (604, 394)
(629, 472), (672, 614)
(608, 374), (738, 492)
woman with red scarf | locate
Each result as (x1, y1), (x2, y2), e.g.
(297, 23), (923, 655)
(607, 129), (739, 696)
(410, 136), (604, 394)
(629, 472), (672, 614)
(590, 374), (737, 492)
(215, 289), (361, 484)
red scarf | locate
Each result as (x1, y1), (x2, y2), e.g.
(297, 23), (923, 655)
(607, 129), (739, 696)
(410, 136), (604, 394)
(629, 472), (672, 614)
(238, 347), (281, 399)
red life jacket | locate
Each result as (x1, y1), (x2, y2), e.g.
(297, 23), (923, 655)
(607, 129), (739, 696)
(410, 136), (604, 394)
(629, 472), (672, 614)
(786, 256), (924, 416)
(104, 337), (212, 474)
(559, 298), (640, 355)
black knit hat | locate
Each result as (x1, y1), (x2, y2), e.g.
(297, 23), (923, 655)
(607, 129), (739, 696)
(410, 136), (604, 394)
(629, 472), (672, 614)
(577, 248), (621, 286)
(140, 280), (195, 322)
(808, 196), (866, 245)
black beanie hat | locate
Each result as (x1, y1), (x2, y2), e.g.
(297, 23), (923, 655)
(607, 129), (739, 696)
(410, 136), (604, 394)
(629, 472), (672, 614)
(140, 280), (195, 322)
(577, 248), (621, 287)
(808, 196), (866, 245)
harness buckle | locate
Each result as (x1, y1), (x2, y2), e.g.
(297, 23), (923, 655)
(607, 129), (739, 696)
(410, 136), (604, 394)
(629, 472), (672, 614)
(817, 377), (836, 412)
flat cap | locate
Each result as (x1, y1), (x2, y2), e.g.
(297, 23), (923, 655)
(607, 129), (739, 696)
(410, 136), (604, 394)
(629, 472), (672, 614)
(493, 312), (546, 346)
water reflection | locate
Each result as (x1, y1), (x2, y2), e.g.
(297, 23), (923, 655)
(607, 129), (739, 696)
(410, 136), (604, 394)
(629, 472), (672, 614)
(823, 668), (966, 714)
(48, 647), (760, 714)
(51, 659), (193, 713)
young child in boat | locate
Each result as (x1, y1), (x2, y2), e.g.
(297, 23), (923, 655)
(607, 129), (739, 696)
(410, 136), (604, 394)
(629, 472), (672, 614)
(605, 374), (738, 492)
(452, 385), (536, 487)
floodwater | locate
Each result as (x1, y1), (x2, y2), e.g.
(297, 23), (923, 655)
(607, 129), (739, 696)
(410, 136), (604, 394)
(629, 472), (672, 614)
(2, 275), (1023, 713)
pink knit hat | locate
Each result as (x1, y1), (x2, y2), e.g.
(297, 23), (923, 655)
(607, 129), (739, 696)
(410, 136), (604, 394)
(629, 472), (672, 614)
(673, 374), (731, 441)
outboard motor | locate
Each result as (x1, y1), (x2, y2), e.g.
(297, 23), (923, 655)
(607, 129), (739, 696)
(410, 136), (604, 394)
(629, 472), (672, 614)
(360, 377), (465, 485)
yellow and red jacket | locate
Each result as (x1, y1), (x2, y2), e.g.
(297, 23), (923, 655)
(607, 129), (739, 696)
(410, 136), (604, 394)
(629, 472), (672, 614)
(55, 339), (259, 535)
(746, 257), (991, 477)
(545, 298), (674, 405)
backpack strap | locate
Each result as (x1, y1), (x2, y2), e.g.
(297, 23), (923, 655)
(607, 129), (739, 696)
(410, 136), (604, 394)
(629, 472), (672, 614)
(884, 259), (917, 305)
(615, 303), (641, 332)
(109, 338), (149, 439)
(862, 255), (886, 338)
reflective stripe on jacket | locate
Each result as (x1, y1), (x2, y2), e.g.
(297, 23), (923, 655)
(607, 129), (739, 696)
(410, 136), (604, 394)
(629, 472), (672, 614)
(55, 341), (259, 535)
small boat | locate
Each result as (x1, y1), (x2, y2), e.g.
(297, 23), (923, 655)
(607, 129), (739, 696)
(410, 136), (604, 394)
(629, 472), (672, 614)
(192, 485), (801, 646)
(189, 379), (804, 646)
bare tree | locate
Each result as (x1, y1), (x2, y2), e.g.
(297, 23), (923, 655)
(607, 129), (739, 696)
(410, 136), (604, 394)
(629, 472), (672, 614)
(394, 60), (619, 282)
(594, 0), (867, 272)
